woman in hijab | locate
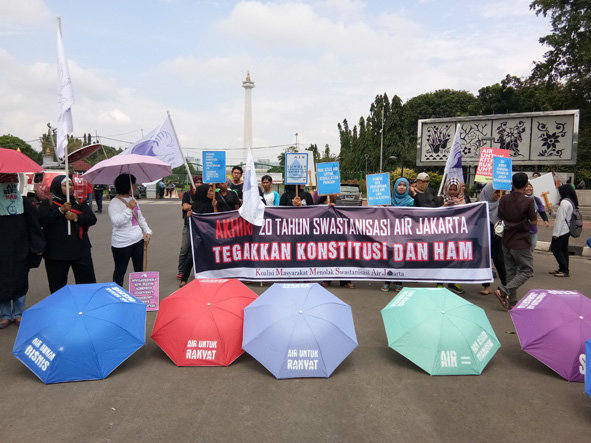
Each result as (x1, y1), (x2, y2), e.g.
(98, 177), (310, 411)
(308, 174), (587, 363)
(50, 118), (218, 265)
(0, 173), (45, 329)
(38, 175), (97, 294)
(478, 183), (507, 295)
(442, 177), (465, 206)
(550, 184), (579, 278)
(109, 174), (152, 287)
(382, 178), (414, 292)
(280, 184), (314, 206)
(178, 184), (218, 287)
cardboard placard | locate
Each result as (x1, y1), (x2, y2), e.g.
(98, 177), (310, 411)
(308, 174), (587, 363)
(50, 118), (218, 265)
(129, 272), (159, 311)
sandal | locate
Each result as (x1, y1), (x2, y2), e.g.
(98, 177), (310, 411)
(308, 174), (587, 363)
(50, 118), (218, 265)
(179, 281), (187, 288)
(554, 272), (569, 278)
(479, 287), (491, 295)
(343, 282), (355, 289)
(494, 288), (510, 310)
(548, 270), (560, 275)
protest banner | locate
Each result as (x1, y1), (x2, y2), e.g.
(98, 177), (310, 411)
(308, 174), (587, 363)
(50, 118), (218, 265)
(189, 203), (493, 284)
(129, 272), (159, 311)
(202, 151), (226, 183)
(366, 173), (391, 206)
(316, 162), (341, 196)
(285, 153), (309, 185)
(493, 157), (512, 190)
(531, 172), (560, 208)
(475, 147), (510, 183)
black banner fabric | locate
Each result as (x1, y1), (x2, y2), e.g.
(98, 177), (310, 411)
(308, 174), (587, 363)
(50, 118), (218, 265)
(189, 202), (493, 283)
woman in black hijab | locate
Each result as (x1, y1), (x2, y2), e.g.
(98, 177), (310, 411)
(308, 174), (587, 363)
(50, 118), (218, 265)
(279, 184), (314, 206)
(38, 175), (97, 293)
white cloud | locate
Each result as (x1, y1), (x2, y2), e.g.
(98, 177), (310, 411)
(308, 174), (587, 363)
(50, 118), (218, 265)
(0, 0), (52, 35)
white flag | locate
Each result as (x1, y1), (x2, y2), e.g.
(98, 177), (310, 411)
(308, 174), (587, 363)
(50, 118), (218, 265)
(56, 19), (74, 160)
(239, 147), (265, 226)
(122, 116), (184, 168)
(439, 123), (464, 194)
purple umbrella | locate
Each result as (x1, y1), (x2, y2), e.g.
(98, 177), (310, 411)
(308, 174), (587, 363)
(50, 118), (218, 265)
(510, 289), (591, 382)
(242, 283), (358, 379)
(82, 154), (172, 184)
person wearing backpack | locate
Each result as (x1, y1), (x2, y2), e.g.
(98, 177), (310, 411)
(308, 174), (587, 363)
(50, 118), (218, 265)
(549, 185), (580, 278)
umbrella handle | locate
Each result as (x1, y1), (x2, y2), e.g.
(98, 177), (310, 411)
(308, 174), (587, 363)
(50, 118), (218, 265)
(143, 242), (148, 271)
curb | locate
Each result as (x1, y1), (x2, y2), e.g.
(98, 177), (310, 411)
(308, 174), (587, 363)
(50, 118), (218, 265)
(536, 240), (591, 257)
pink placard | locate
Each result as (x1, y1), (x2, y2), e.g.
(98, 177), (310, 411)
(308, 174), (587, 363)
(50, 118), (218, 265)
(475, 147), (510, 182)
(129, 272), (159, 311)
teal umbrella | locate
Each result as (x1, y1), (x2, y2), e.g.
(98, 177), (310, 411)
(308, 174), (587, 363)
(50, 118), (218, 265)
(381, 287), (500, 375)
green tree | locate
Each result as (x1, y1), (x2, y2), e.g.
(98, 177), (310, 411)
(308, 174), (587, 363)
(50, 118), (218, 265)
(0, 135), (42, 164)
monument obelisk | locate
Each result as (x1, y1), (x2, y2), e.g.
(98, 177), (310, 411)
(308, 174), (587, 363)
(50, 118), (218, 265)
(242, 71), (255, 162)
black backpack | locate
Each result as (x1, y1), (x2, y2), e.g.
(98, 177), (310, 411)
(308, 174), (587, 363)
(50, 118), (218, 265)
(565, 198), (583, 238)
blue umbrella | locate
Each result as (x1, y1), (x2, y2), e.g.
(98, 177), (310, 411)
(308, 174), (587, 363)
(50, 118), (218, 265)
(242, 283), (358, 379)
(12, 283), (146, 384)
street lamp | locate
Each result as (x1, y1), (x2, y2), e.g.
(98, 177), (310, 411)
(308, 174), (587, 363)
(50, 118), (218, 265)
(389, 155), (404, 177)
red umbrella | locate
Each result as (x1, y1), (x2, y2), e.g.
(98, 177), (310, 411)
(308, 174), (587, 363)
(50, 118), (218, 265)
(0, 148), (43, 173)
(151, 279), (257, 366)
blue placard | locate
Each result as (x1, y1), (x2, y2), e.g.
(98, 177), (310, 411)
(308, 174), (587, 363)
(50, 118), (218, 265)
(492, 157), (512, 191)
(285, 153), (309, 185)
(366, 173), (391, 206)
(316, 162), (341, 195)
(202, 151), (226, 183)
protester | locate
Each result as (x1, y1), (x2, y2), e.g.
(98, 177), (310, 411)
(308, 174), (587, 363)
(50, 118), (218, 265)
(382, 177), (414, 293)
(280, 184), (314, 206)
(437, 177), (466, 295)
(531, 172), (541, 178)
(176, 176), (202, 280)
(0, 173), (45, 329)
(316, 193), (354, 289)
(158, 180), (165, 199)
(495, 172), (537, 310)
(38, 175), (97, 293)
(460, 183), (471, 204)
(215, 181), (240, 212)
(228, 165), (244, 202)
(261, 175), (280, 206)
(478, 183), (507, 295)
(409, 172), (443, 207)
(93, 184), (106, 213)
(550, 185), (579, 278)
(525, 181), (549, 252)
(108, 174), (152, 287)
(179, 184), (218, 287)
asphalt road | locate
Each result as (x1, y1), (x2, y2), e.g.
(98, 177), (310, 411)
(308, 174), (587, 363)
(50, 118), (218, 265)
(1, 198), (590, 442)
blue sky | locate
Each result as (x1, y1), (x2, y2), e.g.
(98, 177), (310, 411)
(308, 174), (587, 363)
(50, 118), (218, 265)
(0, 0), (551, 164)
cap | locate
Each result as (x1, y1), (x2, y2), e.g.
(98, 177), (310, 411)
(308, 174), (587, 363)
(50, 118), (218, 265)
(417, 172), (430, 181)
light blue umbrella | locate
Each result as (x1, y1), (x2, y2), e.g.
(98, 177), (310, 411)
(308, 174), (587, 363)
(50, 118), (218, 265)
(13, 283), (146, 384)
(381, 287), (500, 375)
(242, 283), (358, 379)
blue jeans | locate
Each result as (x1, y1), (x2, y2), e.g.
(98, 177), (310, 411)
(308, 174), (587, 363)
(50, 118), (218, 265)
(0, 296), (25, 320)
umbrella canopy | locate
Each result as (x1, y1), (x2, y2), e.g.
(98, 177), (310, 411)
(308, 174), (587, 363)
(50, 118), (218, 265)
(151, 279), (257, 366)
(0, 147), (43, 173)
(510, 289), (591, 382)
(242, 283), (358, 379)
(68, 143), (102, 163)
(12, 283), (146, 384)
(381, 287), (500, 375)
(82, 153), (172, 184)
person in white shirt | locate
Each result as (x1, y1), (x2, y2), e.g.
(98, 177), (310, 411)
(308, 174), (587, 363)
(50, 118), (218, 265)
(261, 175), (279, 206)
(108, 174), (152, 286)
(549, 184), (578, 278)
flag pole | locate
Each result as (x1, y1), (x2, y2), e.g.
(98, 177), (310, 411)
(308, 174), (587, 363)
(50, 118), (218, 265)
(57, 16), (71, 235)
(167, 110), (196, 192)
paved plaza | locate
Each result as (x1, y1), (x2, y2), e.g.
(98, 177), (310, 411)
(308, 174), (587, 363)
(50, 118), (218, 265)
(1, 199), (590, 442)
